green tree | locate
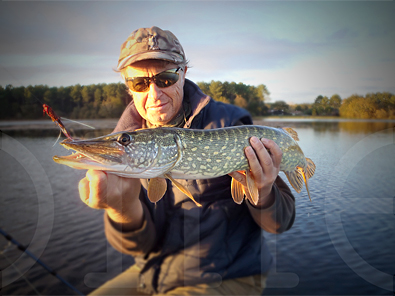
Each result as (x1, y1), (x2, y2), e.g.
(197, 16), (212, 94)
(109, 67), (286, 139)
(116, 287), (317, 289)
(271, 100), (289, 113)
(329, 94), (342, 108)
(70, 84), (82, 111)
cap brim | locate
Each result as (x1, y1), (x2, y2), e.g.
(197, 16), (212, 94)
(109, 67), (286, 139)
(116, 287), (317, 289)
(117, 51), (184, 70)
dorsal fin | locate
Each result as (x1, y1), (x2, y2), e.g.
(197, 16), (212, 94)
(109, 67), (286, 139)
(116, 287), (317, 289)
(282, 127), (299, 141)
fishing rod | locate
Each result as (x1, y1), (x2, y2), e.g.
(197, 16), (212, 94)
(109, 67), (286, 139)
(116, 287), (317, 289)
(0, 228), (85, 296)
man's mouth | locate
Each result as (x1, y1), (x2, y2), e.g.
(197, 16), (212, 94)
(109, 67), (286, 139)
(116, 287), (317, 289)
(148, 102), (169, 110)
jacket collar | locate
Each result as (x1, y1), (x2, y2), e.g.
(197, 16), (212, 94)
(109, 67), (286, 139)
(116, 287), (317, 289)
(182, 79), (211, 128)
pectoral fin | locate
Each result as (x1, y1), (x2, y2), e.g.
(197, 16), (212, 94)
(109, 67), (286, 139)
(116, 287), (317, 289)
(147, 178), (167, 203)
(164, 174), (202, 207)
(246, 170), (259, 206)
(231, 177), (245, 204)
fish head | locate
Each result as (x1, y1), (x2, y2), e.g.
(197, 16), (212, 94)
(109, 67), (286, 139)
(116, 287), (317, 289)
(53, 132), (136, 173)
(53, 129), (181, 178)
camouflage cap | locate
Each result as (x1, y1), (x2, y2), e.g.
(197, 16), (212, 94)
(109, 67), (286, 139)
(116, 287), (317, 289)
(117, 26), (186, 70)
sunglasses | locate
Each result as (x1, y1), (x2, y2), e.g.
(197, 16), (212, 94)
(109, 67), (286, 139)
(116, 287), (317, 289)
(125, 67), (182, 92)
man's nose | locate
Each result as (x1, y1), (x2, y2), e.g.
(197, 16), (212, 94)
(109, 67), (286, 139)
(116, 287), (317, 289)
(147, 81), (162, 100)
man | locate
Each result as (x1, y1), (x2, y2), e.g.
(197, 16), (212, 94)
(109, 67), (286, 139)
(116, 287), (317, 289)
(79, 26), (295, 295)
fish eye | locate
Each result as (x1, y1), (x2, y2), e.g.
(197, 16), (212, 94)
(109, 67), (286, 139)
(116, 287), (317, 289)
(118, 133), (131, 146)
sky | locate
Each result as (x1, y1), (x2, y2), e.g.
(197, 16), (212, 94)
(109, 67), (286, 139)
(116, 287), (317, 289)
(0, 1), (394, 104)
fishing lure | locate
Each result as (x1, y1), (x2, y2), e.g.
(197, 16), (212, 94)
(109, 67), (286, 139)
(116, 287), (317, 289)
(43, 104), (73, 140)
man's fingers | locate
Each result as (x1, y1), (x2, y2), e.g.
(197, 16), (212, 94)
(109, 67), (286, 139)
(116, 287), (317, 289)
(228, 171), (247, 187)
(260, 138), (283, 168)
(80, 170), (109, 209)
(78, 177), (90, 204)
(246, 137), (271, 180)
(86, 169), (107, 184)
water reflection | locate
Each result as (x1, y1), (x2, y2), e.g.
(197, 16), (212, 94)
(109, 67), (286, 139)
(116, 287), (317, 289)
(1, 118), (394, 295)
(259, 118), (395, 134)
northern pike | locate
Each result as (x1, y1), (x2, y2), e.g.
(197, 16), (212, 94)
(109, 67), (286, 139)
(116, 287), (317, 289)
(53, 125), (316, 206)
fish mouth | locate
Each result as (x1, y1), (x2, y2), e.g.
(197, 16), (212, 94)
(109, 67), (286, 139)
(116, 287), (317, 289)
(53, 137), (127, 171)
(53, 152), (97, 166)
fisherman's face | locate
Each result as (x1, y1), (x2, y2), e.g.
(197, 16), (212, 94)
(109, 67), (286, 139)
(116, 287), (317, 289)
(123, 60), (187, 126)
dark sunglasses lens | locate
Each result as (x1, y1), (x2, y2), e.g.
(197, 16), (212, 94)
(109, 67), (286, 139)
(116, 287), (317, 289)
(128, 78), (149, 92)
(155, 72), (179, 88)
(126, 69), (180, 92)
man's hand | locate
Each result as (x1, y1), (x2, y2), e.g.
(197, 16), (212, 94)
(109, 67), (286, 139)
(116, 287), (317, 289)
(78, 170), (143, 230)
(229, 136), (282, 208)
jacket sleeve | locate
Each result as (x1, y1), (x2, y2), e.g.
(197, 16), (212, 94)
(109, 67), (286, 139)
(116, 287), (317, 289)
(104, 201), (156, 257)
(247, 176), (295, 234)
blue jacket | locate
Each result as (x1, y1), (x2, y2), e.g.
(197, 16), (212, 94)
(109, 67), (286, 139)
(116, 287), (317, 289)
(105, 79), (295, 294)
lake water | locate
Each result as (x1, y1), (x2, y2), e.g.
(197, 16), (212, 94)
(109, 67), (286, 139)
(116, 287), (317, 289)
(1, 119), (394, 295)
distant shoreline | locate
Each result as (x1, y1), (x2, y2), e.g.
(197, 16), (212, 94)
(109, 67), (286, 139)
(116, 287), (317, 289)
(1, 117), (394, 131)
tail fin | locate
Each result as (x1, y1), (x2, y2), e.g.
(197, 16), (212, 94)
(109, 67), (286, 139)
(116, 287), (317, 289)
(305, 157), (316, 179)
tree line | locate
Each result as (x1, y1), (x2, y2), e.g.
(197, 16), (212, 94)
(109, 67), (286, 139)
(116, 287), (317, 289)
(196, 81), (270, 116)
(0, 80), (270, 120)
(267, 93), (395, 119)
(0, 83), (131, 120)
(1, 81), (394, 120)
(339, 92), (395, 119)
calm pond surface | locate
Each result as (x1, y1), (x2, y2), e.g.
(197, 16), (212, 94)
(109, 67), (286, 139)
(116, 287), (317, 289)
(1, 118), (394, 295)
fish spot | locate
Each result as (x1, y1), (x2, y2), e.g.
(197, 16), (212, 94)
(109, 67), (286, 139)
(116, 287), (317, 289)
(213, 151), (219, 155)
(204, 146), (210, 149)
(192, 147), (198, 151)
(200, 165), (207, 169)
